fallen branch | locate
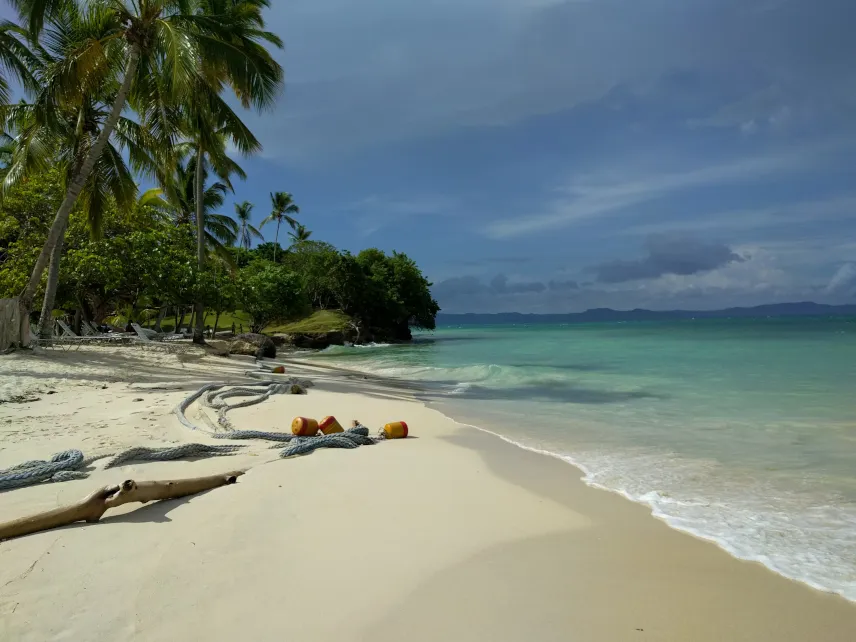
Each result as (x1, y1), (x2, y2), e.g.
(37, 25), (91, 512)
(0, 471), (244, 541)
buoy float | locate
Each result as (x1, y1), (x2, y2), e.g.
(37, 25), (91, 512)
(383, 421), (409, 439)
(271, 365), (285, 374)
(319, 416), (344, 435)
(292, 417), (319, 436)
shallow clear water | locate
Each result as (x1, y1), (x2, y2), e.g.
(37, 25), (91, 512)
(304, 318), (856, 600)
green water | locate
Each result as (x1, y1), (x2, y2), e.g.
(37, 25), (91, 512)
(305, 318), (856, 600)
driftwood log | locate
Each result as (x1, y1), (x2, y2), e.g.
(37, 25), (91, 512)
(0, 471), (243, 541)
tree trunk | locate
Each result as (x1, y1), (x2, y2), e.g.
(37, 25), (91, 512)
(213, 311), (221, 338)
(36, 230), (65, 340)
(193, 145), (206, 344)
(0, 472), (243, 541)
(177, 307), (186, 333)
(18, 46), (142, 320)
(188, 309), (195, 332)
(154, 306), (167, 332)
(274, 218), (281, 263)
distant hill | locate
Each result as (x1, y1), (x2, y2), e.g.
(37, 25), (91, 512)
(436, 302), (856, 325)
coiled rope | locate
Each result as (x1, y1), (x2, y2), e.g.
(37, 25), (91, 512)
(175, 383), (382, 458)
(0, 443), (247, 491)
(2, 377), (380, 492)
(175, 380), (315, 442)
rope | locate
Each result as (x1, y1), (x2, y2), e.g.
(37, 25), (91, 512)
(176, 379), (313, 441)
(278, 425), (376, 458)
(0, 450), (85, 490)
(103, 443), (246, 469)
(0, 444), (246, 491)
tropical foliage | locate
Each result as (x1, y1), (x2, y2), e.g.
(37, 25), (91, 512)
(0, 0), (439, 346)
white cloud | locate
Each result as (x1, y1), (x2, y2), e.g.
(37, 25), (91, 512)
(485, 143), (844, 238)
(341, 194), (456, 236)
(622, 195), (856, 237)
(826, 263), (856, 295)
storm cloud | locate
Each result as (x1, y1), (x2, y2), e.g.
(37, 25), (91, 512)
(591, 235), (745, 284)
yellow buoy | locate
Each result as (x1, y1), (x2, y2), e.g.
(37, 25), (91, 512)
(319, 416), (344, 435)
(383, 421), (409, 439)
(291, 417), (319, 436)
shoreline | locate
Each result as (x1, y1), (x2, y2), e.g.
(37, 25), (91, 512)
(2, 346), (856, 640)
(456, 421), (855, 603)
(289, 350), (856, 604)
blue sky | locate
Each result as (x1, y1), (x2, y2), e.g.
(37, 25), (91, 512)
(8, 0), (856, 312)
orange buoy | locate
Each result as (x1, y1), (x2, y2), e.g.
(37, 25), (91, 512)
(291, 416), (319, 436)
(319, 416), (344, 435)
(271, 365), (285, 374)
(383, 421), (409, 439)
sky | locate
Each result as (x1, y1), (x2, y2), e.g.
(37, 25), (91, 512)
(7, 0), (856, 313)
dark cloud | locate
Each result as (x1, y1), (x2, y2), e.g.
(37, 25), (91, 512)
(591, 235), (744, 283)
(432, 273), (551, 304)
(548, 279), (579, 291)
(432, 276), (486, 299)
(489, 274), (546, 294)
(452, 256), (534, 267)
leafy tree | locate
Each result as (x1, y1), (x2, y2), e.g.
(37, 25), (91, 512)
(254, 241), (284, 263)
(262, 191), (299, 262)
(237, 261), (307, 333)
(14, 0), (284, 326)
(0, 167), (63, 297)
(235, 201), (262, 250)
(196, 260), (237, 336)
(3, 3), (158, 336)
(356, 248), (439, 337)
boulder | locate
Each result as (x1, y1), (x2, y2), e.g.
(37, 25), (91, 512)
(269, 333), (292, 347)
(205, 340), (231, 357)
(230, 333), (276, 358)
(289, 331), (346, 349)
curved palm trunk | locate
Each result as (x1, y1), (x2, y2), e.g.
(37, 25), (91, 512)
(274, 219), (281, 262)
(22, 46), (141, 324)
(36, 228), (66, 340)
(193, 144), (206, 345)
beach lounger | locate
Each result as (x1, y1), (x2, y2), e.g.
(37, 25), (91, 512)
(130, 322), (190, 354)
(50, 319), (127, 349)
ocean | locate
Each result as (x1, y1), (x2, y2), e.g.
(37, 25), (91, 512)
(303, 318), (856, 601)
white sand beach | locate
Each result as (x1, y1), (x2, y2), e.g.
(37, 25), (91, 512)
(1, 346), (856, 641)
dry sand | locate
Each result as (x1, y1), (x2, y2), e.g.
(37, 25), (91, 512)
(1, 345), (855, 641)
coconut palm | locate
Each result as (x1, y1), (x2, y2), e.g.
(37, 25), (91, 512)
(13, 0), (284, 326)
(0, 19), (38, 104)
(288, 223), (312, 246)
(2, 6), (158, 338)
(235, 201), (262, 250)
(262, 191), (299, 262)
(161, 154), (240, 251)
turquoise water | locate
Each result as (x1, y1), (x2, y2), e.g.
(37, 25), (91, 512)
(304, 318), (856, 600)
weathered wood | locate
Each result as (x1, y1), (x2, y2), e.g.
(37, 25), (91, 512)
(0, 298), (28, 351)
(0, 471), (243, 541)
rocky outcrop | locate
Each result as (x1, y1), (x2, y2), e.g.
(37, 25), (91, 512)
(230, 333), (276, 358)
(289, 331), (347, 349)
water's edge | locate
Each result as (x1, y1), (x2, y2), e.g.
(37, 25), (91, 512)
(438, 413), (852, 603)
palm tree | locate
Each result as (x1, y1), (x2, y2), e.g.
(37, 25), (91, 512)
(13, 0), (284, 325)
(161, 154), (240, 252)
(288, 223), (312, 246)
(0, 19), (38, 104)
(262, 192), (299, 262)
(2, 6), (155, 338)
(235, 201), (263, 250)
(176, 86), (262, 343)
